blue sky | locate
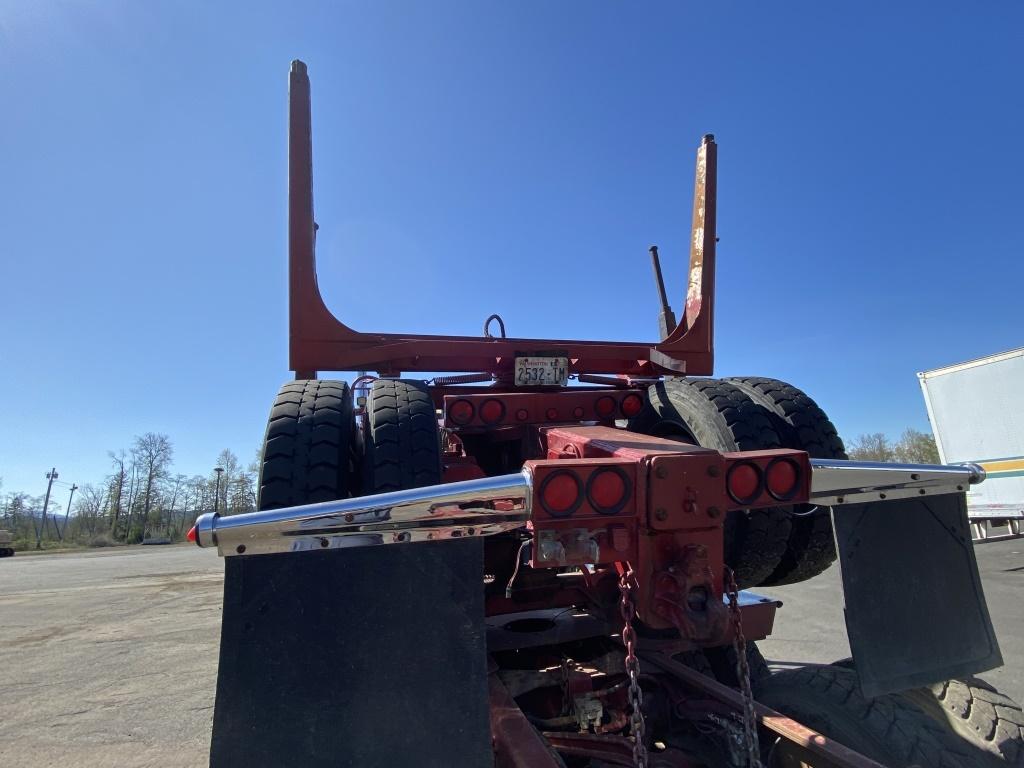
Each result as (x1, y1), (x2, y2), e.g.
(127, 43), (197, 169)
(1, 2), (1022, 498)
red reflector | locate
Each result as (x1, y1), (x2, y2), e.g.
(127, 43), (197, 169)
(595, 396), (616, 418)
(727, 462), (762, 504)
(186, 525), (197, 543)
(540, 472), (581, 516)
(588, 468), (628, 513)
(516, 408), (529, 421)
(480, 398), (505, 424)
(766, 458), (799, 500)
(572, 406), (585, 419)
(448, 399), (474, 425)
(620, 394), (644, 417)
(546, 407), (559, 421)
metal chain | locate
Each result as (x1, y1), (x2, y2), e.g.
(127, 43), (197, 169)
(725, 566), (763, 768)
(618, 564), (648, 768)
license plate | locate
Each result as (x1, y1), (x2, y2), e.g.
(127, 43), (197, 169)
(515, 357), (569, 387)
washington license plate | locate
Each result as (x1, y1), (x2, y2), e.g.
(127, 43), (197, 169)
(515, 357), (569, 387)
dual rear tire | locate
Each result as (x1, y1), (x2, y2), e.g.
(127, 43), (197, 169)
(629, 376), (845, 588)
(257, 378), (441, 511)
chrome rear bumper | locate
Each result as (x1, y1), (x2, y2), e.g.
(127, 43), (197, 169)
(191, 459), (985, 558)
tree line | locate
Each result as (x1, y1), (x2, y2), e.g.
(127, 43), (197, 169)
(0, 433), (257, 550)
(845, 427), (940, 464)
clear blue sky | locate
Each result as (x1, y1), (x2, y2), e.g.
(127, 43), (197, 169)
(2, 2), (1022, 498)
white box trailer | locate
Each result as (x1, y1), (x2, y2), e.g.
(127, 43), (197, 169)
(919, 347), (1024, 539)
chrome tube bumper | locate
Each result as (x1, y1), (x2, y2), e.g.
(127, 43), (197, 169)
(192, 471), (532, 557)
(191, 459), (985, 557)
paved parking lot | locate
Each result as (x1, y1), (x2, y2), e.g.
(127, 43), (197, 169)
(1, 539), (1021, 767)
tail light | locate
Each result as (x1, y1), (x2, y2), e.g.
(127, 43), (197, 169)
(620, 393), (644, 418)
(539, 471), (582, 517)
(587, 467), (630, 514)
(766, 457), (800, 501)
(448, 399), (474, 425)
(479, 398), (505, 425)
(595, 396), (616, 419)
(726, 461), (763, 505)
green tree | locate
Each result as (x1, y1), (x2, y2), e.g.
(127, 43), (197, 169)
(893, 428), (941, 464)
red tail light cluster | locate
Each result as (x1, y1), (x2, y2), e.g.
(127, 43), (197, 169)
(528, 459), (639, 567)
(725, 455), (805, 506)
(533, 461), (635, 519)
(444, 391), (646, 427)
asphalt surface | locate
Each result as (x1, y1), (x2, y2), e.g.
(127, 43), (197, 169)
(1, 539), (1021, 767)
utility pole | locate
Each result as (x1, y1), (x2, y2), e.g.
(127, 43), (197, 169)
(59, 484), (78, 542)
(37, 468), (58, 550)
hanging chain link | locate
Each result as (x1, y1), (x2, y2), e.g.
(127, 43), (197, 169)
(618, 564), (648, 768)
(725, 566), (763, 768)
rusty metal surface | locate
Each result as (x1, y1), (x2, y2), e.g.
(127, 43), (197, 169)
(489, 673), (563, 768)
(287, 61), (715, 378)
(641, 653), (887, 768)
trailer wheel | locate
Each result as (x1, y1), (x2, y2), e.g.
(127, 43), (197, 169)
(628, 379), (791, 588)
(257, 379), (354, 510)
(757, 665), (986, 767)
(362, 379), (442, 493)
(898, 677), (1024, 766)
(725, 377), (846, 585)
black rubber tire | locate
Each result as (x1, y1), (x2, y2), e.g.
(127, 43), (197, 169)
(726, 376), (847, 586)
(362, 379), (443, 493)
(628, 378), (791, 588)
(757, 665), (990, 767)
(899, 677), (1024, 766)
(257, 380), (353, 511)
(704, 642), (771, 696)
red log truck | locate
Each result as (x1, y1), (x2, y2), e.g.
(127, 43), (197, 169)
(189, 62), (1023, 768)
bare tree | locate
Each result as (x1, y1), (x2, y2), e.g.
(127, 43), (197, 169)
(893, 428), (941, 464)
(132, 433), (174, 540)
(108, 450), (128, 535)
(847, 433), (896, 462)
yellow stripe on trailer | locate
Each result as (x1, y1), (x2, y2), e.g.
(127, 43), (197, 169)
(980, 458), (1024, 477)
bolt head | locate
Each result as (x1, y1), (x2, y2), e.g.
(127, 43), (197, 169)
(707, 465), (720, 478)
(707, 506), (722, 518)
(655, 465), (668, 479)
(655, 508), (668, 521)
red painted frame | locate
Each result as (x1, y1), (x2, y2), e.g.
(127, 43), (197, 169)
(287, 60), (717, 379)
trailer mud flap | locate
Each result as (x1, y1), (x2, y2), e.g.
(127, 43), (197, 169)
(209, 539), (493, 768)
(833, 492), (1002, 698)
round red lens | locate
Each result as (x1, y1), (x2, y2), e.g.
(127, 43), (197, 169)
(595, 396), (616, 419)
(516, 408), (529, 421)
(448, 399), (474, 425)
(766, 459), (798, 499)
(727, 462), (761, 503)
(542, 473), (580, 515)
(620, 394), (644, 417)
(480, 399), (505, 424)
(589, 469), (626, 512)
(572, 406), (585, 419)
(546, 407), (559, 421)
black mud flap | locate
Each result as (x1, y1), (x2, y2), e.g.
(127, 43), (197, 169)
(209, 539), (493, 768)
(833, 492), (1002, 698)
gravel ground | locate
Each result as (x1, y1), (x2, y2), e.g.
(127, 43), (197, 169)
(1, 539), (1021, 767)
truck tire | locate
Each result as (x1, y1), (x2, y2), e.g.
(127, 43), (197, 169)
(362, 379), (443, 493)
(757, 665), (987, 767)
(257, 379), (354, 510)
(725, 376), (847, 585)
(628, 379), (791, 588)
(899, 677), (1024, 766)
